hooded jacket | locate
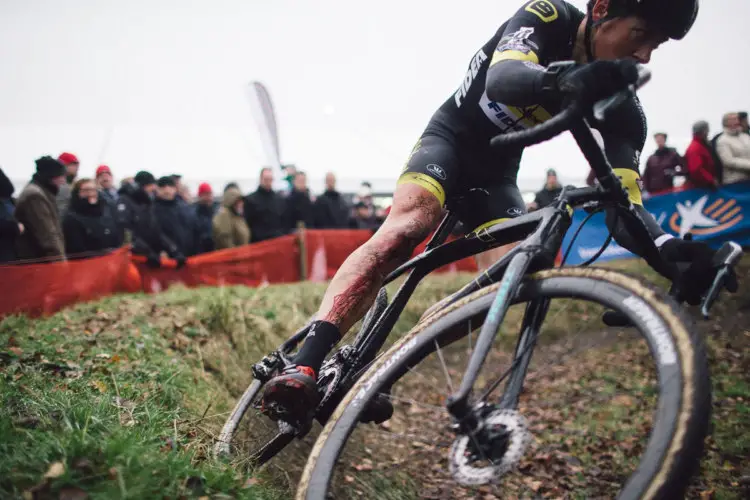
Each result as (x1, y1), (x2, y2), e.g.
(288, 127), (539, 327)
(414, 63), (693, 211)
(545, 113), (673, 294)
(212, 188), (250, 250)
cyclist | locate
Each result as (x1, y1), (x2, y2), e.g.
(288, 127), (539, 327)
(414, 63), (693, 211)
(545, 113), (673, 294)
(262, 0), (723, 422)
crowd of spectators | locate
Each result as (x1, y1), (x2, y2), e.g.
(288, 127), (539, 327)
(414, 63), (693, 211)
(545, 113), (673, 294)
(577, 110), (750, 200)
(0, 156), (385, 266)
(4, 108), (746, 265)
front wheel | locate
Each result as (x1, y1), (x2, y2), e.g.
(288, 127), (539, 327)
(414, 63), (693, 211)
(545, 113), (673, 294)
(297, 267), (711, 500)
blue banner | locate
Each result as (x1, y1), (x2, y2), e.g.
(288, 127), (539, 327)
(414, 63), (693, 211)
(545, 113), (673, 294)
(561, 181), (750, 265)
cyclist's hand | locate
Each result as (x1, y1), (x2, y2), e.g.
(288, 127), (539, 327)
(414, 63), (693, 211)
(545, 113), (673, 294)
(556, 60), (639, 102)
(659, 237), (738, 305)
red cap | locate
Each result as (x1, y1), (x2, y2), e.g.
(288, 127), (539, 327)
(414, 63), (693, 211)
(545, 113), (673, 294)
(95, 165), (112, 177)
(198, 182), (213, 196)
(58, 152), (79, 165)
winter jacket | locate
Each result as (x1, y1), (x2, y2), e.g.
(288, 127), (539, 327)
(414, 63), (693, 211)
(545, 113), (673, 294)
(244, 187), (286, 242)
(716, 129), (750, 185)
(194, 202), (218, 254)
(56, 179), (74, 216)
(683, 136), (718, 189)
(314, 190), (350, 228)
(14, 176), (65, 261)
(284, 189), (316, 230)
(63, 196), (123, 257)
(533, 185), (563, 209)
(153, 196), (195, 256)
(212, 189), (250, 250)
(117, 185), (181, 260)
(642, 147), (683, 194)
(99, 187), (119, 212)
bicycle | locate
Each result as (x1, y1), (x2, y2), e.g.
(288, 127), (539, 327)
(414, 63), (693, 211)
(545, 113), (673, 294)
(215, 65), (743, 499)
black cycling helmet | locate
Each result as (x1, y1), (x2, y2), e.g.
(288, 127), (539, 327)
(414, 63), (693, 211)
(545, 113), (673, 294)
(585, 0), (699, 60)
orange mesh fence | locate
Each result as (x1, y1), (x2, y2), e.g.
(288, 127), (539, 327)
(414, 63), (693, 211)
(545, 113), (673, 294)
(0, 230), (481, 318)
(304, 229), (374, 281)
(0, 247), (136, 318)
(133, 235), (301, 293)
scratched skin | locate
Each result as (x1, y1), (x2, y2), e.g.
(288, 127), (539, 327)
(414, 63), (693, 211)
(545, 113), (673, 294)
(316, 183), (442, 334)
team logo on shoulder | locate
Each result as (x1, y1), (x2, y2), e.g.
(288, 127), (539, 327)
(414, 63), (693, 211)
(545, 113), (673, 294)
(525, 0), (558, 23)
(426, 164), (447, 180)
(507, 207), (524, 217)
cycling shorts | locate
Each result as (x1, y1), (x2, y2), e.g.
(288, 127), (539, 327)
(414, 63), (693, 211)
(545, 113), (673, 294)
(397, 132), (527, 234)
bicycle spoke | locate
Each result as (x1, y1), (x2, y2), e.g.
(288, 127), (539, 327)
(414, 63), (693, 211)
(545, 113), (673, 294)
(434, 339), (455, 394)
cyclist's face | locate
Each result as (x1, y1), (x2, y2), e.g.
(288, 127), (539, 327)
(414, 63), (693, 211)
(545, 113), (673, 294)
(594, 16), (668, 64)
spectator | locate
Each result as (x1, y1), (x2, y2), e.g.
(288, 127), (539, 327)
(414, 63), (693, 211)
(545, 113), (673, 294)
(354, 181), (376, 218)
(0, 167), (22, 263)
(194, 182), (217, 254)
(96, 165), (118, 208)
(739, 111), (749, 136)
(642, 133), (683, 194)
(212, 187), (250, 250)
(154, 176), (195, 256)
(14, 156), (66, 261)
(118, 171), (185, 268)
(284, 171), (316, 230)
(314, 172), (350, 228)
(528, 168), (563, 210)
(63, 178), (123, 257)
(223, 181), (240, 193)
(716, 112), (750, 184)
(244, 167), (286, 242)
(349, 201), (380, 230)
(56, 152), (80, 215)
(683, 121), (719, 189)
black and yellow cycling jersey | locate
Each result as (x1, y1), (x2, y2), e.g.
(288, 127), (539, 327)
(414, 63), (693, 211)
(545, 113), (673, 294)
(399, 0), (667, 260)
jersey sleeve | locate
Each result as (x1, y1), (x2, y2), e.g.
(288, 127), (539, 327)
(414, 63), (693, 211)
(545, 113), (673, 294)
(595, 96), (676, 279)
(485, 0), (569, 106)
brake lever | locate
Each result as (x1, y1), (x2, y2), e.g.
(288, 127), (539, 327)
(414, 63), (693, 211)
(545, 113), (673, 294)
(700, 242), (743, 319)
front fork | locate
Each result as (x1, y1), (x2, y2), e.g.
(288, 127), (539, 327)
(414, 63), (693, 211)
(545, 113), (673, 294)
(445, 250), (534, 430)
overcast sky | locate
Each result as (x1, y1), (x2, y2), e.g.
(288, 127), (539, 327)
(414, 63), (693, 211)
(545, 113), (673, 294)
(1, 0), (748, 193)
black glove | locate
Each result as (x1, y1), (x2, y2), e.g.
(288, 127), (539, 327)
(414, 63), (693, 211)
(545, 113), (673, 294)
(174, 254), (187, 269)
(146, 253), (161, 269)
(659, 237), (738, 305)
(555, 60), (639, 103)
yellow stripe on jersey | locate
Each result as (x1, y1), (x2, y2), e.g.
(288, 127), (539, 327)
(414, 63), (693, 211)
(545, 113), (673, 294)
(490, 49), (539, 67)
(614, 168), (644, 206)
(397, 172), (446, 207)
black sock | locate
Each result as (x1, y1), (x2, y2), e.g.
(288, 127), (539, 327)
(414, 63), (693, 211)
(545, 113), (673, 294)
(293, 320), (341, 373)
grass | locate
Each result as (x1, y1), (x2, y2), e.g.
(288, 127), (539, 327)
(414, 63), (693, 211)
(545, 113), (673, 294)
(0, 257), (748, 498)
(0, 275), (471, 499)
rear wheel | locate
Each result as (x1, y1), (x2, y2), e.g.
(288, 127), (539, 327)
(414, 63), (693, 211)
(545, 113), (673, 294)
(297, 268), (711, 500)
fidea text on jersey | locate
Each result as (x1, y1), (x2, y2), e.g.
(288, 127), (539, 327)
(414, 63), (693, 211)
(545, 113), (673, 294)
(454, 49), (488, 108)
